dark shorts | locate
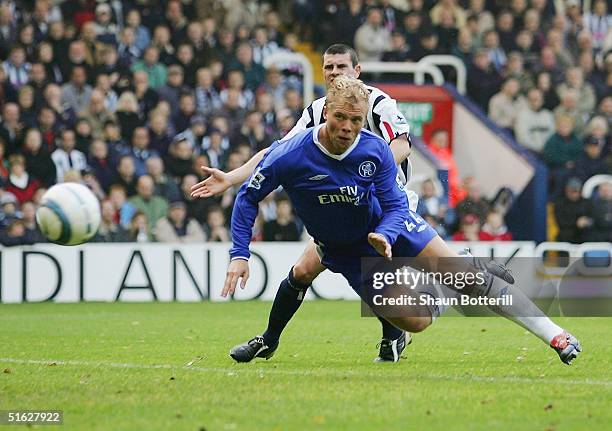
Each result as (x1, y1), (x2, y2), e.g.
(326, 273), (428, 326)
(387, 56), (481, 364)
(319, 211), (438, 303)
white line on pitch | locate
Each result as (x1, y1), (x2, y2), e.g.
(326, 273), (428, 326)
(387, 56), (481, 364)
(1, 357), (609, 387)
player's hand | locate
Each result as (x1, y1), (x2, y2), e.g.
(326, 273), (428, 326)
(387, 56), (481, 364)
(190, 166), (232, 198)
(368, 233), (392, 260)
(222, 259), (249, 297)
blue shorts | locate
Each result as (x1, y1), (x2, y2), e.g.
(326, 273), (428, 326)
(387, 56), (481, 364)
(319, 211), (438, 301)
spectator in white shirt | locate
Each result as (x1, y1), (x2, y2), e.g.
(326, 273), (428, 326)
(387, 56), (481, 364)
(354, 7), (392, 62)
(514, 88), (556, 154)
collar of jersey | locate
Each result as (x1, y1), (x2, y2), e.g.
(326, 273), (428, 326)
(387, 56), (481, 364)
(312, 124), (361, 161)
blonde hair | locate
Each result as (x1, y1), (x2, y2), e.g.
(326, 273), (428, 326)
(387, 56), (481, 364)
(116, 91), (138, 112)
(326, 75), (369, 110)
(556, 113), (575, 128)
(586, 115), (609, 135)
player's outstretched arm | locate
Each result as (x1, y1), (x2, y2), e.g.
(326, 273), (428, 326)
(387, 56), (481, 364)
(190, 149), (268, 198)
(222, 258), (249, 297)
(190, 102), (312, 199)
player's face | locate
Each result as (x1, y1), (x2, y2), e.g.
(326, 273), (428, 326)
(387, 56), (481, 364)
(322, 53), (361, 88)
(323, 98), (367, 154)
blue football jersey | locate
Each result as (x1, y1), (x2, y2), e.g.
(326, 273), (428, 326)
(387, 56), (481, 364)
(230, 126), (409, 260)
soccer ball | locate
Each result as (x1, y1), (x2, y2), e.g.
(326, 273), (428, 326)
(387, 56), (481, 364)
(36, 183), (101, 245)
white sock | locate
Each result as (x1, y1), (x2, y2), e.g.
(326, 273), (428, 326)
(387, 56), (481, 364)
(484, 278), (564, 345)
(510, 316), (564, 344)
(457, 250), (564, 345)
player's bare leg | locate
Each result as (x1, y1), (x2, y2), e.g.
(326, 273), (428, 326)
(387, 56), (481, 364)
(383, 309), (432, 334)
(376, 236), (581, 364)
(291, 240), (326, 285)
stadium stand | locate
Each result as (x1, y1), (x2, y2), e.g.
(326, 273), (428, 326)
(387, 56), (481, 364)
(0, 0), (610, 246)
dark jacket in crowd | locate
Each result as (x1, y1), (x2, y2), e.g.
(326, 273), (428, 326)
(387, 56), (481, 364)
(24, 147), (56, 187)
(554, 196), (591, 243)
(587, 198), (612, 242)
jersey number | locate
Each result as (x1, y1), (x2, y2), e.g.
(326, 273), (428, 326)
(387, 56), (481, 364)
(405, 213), (424, 232)
(404, 221), (416, 232)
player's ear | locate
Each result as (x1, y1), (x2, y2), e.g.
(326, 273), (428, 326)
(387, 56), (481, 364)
(323, 104), (327, 120)
(354, 64), (361, 77)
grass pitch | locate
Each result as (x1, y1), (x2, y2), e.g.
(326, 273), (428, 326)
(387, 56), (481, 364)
(0, 301), (610, 430)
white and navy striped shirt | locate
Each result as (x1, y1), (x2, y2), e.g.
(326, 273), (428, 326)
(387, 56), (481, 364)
(2, 60), (30, 89)
(282, 85), (412, 183)
(51, 148), (88, 183)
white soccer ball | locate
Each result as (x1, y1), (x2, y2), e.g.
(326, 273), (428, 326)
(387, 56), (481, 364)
(36, 183), (101, 245)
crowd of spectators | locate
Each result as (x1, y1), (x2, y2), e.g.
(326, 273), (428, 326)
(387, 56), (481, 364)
(415, 175), (518, 242)
(0, 0), (610, 246)
(333, 0), (612, 243)
(0, 0), (308, 246)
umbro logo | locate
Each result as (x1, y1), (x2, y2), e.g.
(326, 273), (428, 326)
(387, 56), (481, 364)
(308, 174), (329, 181)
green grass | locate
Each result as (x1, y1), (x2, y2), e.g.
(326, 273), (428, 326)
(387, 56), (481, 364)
(0, 302), (610, 431)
